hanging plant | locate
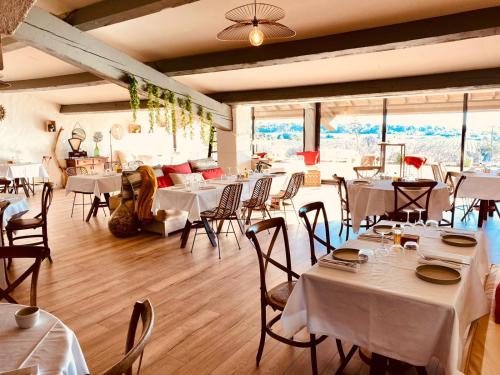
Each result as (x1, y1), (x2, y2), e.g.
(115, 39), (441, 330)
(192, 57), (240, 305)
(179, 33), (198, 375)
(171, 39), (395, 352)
(177, 98), (188, 134)
(207, 112), (215, 149)
(185, 96), (194, 138)
(162, 90), (172, 133)
(128, 75), (140, 122)
(167, 91), (177, 136)
(197, 105), (208, 144)
(146, 82), (155, 133)
(154, 86), (162, 127)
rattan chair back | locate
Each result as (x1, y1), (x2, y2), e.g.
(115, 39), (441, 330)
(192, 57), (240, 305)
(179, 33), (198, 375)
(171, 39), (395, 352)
(281, 172), (304, 200)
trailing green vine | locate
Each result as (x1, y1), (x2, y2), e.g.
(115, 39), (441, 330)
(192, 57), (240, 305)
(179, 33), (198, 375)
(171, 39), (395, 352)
(154, 86), (162, 127)
(167, 91), (177, 136)
(177, 98), (188, 134)
(197, 105), (208, 144)
(128, 75), (140, 122)
(185, 96), (194, 138)
(162, 90), (172, 133)
(146, 82), (155, 133)
(207, 112), (215, 151)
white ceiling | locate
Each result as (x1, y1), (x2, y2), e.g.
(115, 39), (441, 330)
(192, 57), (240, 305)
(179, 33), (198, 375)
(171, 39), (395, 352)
(3, 0), (500, 105)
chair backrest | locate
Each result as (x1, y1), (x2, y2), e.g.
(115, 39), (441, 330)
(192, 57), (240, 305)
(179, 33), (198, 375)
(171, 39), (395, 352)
(212, 183), (243, 219)
(247, 177), (273, 208)
(66, 166), (88, 176)
(444, 171), (462, 195)
(101, 299), (154, 375)
(430, 164), (445, 182)
(298, 202), (334, 265)
(0, 201), (10, 246)
(332, 175), (349, 213)
(245, 218), (299, 306)
(353, 166), (381, 179)
(0, 245), (49, 306)
(282, 172), (304, 200)
(390, 180), (437, 221)
(40, 183), (54, 223)
(0, 178), (11, 193)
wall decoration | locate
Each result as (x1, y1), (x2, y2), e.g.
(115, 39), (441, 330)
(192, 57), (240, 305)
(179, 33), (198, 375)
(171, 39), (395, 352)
(46, 120), (56, 132)
(0, 104), (6, 122)
(72, 122), (86, 141)
(128, 124), (142, 133)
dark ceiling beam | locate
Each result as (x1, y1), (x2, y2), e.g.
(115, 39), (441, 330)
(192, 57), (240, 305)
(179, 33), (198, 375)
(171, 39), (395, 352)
(5, 5), (500, 92)
(2, 0), (200, 52)
(59, 68), (500, 112)
(12, 6), (231, 129)
(5, 72), (104, 91)
(209, 68), (500, 104)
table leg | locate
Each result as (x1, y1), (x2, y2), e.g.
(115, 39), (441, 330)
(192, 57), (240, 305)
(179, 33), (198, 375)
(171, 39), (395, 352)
(488, 200), (494, 217)
(202, 218), (218, 247)
(478, 200), (487, 228)
(180, 220), (192, 248)
(86, 196), (100, 222)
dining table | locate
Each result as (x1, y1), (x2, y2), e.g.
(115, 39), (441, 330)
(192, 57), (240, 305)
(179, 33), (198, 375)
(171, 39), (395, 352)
(153, 174), (288, 247)
(0, 303), (89, 375)
(458, 170), (500, 227)
(65, 173), (122, 222)
(347, 179), (451, 232)
(281, 222), (490, 375)
(0, 163), (49, 197)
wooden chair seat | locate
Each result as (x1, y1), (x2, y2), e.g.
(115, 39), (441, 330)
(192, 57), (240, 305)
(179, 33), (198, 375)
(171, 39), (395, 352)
(463, 265), (500, 375)
(268, 280), (296, 310)
(6, 217), (43, 230)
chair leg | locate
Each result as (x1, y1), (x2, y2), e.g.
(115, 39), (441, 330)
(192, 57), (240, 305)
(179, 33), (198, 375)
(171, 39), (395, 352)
(336, 339), (345, 360)
(71, 193), (76, 218)
(190, 227), (198, 253)
(291, 199), (300, 223)
(82, 194), (85, 221)
(230, 220), (241, 250)
(256, 302), (267, 366)
(310, 334), (319, 375)
(245, 208), (253, 225)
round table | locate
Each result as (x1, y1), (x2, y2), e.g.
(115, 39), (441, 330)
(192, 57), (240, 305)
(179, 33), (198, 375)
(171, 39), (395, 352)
(347, 179), (450, 232)
(0, 304), (89, 374)
(0, 194), (29, 227)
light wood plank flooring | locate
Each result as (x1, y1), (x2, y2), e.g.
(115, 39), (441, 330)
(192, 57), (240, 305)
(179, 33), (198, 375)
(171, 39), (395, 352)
(4, 186), (498, 374)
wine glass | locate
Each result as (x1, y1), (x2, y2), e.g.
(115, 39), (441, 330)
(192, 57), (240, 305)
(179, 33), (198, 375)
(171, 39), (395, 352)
(414, 208), (426, 226)
(425, 220), (439, 228)
(403, 209), (414, 227)
(377, 227), (392, 257)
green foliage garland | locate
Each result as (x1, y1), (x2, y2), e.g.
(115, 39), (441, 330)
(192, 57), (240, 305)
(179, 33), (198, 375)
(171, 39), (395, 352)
(154, 86), (162, 127)
(146, 82), (155, 133)
(162, 90), (172, 133)
(197, 105), (208, 144)
(177, 98), (188, 134)
(207, 112), (215, 149)
(128, 75), (140, 122)
(185, 96), (194, 138)
(167, 91), (177, 136)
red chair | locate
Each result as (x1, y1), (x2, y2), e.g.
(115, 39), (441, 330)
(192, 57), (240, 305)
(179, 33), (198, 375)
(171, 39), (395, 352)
(404, 155), (427, 177)
(296, 151), (320, 166)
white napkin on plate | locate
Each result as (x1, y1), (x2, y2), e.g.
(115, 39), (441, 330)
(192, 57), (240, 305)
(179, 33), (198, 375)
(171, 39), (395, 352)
(318, 256), (360, 273)
(417, 258), (462, 270)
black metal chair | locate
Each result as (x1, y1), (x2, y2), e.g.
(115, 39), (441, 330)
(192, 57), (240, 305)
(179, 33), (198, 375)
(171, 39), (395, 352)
(101, 299), (154, 375)
(66, 166), (93, 220)
(191, 183), (243, 259)
(332, 175), (373, 240)
(242, 177), (273, 225)
(0, 245), (49, 306)
(298, 201), (335, 265)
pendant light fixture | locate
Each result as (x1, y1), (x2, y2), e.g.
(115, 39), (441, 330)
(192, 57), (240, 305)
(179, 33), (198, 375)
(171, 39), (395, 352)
(217, 1), (295, 47)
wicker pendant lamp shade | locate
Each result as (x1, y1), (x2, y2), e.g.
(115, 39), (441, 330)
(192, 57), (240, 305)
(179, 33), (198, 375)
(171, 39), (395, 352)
(217, 1), (295, 46)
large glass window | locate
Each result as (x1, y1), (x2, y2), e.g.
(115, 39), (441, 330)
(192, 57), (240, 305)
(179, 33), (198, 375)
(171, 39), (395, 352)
(253, 107), (304, 159)
(465, 93), (500, 167)
(386, 94), (463, 177)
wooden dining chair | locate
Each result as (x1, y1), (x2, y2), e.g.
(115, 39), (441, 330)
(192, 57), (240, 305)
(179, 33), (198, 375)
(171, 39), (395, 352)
(298, 202), (335, 265)
(269, 172), (304, 225)
(440, 174), (467, 227)
(430, 163), (445, 182)
(246, 217), (356, 375)
(388, 180), (437, 222)
(332, 175), (373, 240)
(0, 201), (10, 247)
(6, 182), (53, 264)
(0, 245), (49, 306)
(0, 178), (12, 193)
(241, 177), (273, 225)
(101, 299), (154, 375)
(353, 166), (381, 179)
(66, 166), (93, 220)
(191, 183), (243, 259)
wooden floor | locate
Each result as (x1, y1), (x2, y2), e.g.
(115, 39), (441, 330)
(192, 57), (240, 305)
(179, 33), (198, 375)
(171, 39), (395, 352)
(5, 186), (499, 374)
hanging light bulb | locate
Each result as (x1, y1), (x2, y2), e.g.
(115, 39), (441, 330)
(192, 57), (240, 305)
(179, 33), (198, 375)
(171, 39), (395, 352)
(249, 25), (264, 46)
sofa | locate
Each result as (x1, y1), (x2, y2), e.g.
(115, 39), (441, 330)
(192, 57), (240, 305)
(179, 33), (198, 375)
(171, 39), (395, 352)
(154, 158), (225, 188)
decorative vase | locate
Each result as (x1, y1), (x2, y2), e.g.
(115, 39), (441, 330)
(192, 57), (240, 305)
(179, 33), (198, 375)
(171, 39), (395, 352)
(94, 143), (100, 157)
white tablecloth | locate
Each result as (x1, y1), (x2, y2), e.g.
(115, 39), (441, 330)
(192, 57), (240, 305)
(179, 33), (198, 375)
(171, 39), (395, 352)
(65, 174), (122, 197)
(281, 223), (490, 375)
(458, 172), (500, 200)
(348, 180), (450, 232)
(0, 164), (49, 180)
(0, 194), (29, 227)
(0, 304), (89, 375)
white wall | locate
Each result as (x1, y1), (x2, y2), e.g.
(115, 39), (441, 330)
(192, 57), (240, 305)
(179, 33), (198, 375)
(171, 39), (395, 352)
(0, 92), (212, 186)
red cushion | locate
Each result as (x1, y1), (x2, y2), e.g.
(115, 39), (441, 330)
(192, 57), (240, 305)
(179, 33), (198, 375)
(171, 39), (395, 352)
(157, 176), (172, 188)
(161, 162), (192, 186)
(201, 167), (224, 180)
(297, 151), (320, 165)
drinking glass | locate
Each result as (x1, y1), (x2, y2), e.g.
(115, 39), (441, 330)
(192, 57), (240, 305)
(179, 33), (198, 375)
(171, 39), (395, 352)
(403, 209), (414, 227)
(377, 227), (392, 256)
(403, 241), (419, 256)
(425, 220), (439, 228)
(414, 208), (426, 226)
(390, 224), (404, 254)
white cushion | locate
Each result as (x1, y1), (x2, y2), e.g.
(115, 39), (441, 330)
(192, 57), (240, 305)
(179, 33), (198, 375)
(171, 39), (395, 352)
(170, 172), (204, 185)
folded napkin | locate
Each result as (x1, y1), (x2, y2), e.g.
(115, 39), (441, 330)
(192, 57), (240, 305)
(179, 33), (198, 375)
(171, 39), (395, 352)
(358, 232), (393, 242)
(417, 258), (462, 270)
(420, 250), (471, 265)
(318, 256), (360, 273)
(352, 178), (372, 185)
(439, 228), (476, 238)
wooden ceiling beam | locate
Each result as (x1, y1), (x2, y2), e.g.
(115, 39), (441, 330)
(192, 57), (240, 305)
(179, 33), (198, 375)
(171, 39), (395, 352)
(209, 68), (500, 104)
(5, 5), (500, 92)
(12, 6), (231, 130)
(2, 0), (200, 53)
